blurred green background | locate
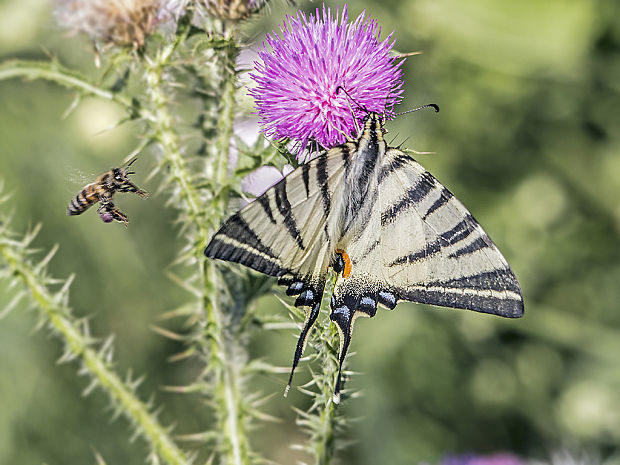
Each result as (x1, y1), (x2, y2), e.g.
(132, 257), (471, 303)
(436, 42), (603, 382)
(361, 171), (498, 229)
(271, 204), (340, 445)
(1, 0), (620, 463)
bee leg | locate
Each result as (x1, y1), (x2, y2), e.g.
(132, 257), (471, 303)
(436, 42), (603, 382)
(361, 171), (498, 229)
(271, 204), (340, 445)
(99, 193), (111, 206)
(98, 200), (129, 226)
(120, 182), (148, 198)
(110, 207), (129, 226)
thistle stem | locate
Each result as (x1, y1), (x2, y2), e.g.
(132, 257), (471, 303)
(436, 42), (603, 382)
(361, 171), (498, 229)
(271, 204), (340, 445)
(144, 44), (204, 237)
(0, 229), (189, 465)
(142, 30), (250, 465)
(313, 275), (340, 465)
(0, 60), (145, 118)
(203, 34), (251, 465)
(214, 39), (238, 191)
(205, 261), (250, 465)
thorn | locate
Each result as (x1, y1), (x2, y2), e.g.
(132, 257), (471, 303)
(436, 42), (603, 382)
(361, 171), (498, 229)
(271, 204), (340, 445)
(37, 244), (59, 270)
(58, 273), (75, 298)
(395, 51), (423, 58)
(82, 378), (99, 397)
(0, 291), (24, 319)
(150, 324), (185, 341)
(167, 347), (195, 363)
(22, 223), (42, 247)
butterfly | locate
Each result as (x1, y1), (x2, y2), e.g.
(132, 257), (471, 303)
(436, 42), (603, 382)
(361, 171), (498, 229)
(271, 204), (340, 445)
(204, 112), (524, 402)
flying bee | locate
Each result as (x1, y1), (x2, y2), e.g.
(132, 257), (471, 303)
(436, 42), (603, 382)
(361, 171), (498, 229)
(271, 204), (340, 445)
(67, 158), (148, 224)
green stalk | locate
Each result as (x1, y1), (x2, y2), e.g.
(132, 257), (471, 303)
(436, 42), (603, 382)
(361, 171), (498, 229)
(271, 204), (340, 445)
(144, 42), (205, 238)
(314, 276), (340, 465)
(143, 30), (250, 465)
(294, 273), (344, 465)
(0, 60), (145, 118)
(0, 228), (189, 465)
(214, 43), (238, 190)
(205, 34), (251, 465)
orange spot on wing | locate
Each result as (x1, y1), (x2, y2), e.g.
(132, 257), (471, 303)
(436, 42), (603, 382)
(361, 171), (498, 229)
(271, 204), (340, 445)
(336, 249), (352, 278)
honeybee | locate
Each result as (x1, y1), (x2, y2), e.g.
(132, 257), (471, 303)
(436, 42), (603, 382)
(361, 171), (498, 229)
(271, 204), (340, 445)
(67, 159), (148, 225)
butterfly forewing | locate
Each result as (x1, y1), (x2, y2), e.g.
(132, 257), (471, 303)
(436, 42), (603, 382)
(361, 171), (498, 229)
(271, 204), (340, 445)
(376, 148), (523, 317)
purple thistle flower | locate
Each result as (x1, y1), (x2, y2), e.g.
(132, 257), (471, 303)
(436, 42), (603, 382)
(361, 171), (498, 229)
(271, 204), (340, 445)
(250, 4), (404, 159)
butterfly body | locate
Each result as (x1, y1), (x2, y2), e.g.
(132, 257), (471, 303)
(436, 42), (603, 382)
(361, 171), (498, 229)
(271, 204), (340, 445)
(205, 113), (523, 401)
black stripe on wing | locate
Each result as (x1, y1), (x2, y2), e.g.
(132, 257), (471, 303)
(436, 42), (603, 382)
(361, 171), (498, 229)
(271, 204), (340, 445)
(316, 153), (331, 219)
(378, 150), (411, 183)
(381, 171), (436, 227)
(397, 280), (524, 318)
(388, 214), (476, 267)
(422, 187), (453, 220)
(205, 237), (286, 277)
(274, 178), (305, 250)
(425, 269), (522, 294)
(204, 212), (287, 277)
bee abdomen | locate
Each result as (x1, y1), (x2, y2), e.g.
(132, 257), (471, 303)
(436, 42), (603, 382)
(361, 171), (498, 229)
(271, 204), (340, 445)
(67, 186), (99, 216)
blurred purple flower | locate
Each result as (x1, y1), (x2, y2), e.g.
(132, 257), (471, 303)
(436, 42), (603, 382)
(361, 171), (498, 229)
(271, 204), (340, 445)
(250, 4), (403, 158)
(441, 453), (524, 465)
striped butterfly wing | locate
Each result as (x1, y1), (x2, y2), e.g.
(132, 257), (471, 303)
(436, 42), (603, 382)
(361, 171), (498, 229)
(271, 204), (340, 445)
(205, 147), (351, 280)
(377, 148), (523, 316)
(205, 146), (353, 392)
(328, 148), (524, 399)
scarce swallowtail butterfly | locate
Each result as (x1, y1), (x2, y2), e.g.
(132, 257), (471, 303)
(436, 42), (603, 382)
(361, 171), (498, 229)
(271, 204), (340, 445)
(204, 112), (524, 402)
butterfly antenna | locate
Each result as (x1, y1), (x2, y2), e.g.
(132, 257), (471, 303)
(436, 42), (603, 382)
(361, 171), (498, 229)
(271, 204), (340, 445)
(336, 86), (367, 135)
(394, 103), (439, 116)
(381, 89), (396, 122)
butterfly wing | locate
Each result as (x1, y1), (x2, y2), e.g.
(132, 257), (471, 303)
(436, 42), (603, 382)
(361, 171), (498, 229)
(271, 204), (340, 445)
(332, 148), (523, 316)
(376, 148), (524, 315)
(205, 146), (353, 391)
(328, 148), (524, 399)
(205, 147), (352, 282)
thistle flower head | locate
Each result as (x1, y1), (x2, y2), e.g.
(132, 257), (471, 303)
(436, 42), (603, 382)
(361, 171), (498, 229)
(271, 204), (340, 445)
(54, 0), (180, 49)
(197, 0), (269, 21)
(250, 4), (403, 158)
